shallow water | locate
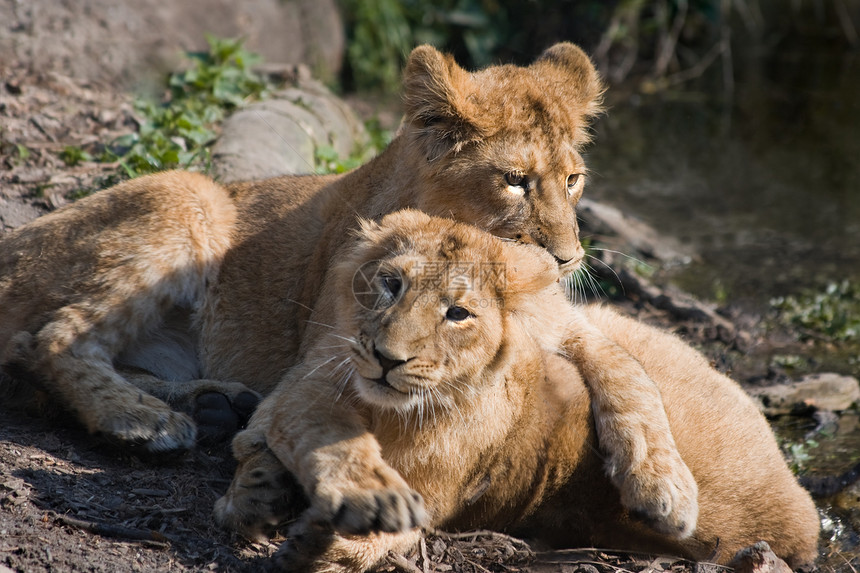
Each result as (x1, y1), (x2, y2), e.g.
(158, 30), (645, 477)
(774, 412), (860, 568)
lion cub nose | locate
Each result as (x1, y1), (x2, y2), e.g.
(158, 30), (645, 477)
(373, 348), (406, 379)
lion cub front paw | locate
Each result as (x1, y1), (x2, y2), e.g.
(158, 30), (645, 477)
(620, 450), (699, 539)
(275, 515), (422, 573)
(274, 519), (341, 573)
(328, 486), (427, 535)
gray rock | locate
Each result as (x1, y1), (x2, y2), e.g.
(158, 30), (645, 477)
(0, 196), (46, 231)
(749, 373), (860, 416)
(275, 84), (368, 160)
(211, 107), (318, 182)
(211, 78), (369, 182)
(0, 0), (345, 88)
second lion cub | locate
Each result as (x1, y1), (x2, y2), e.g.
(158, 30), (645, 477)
(218, 210), (819, 572)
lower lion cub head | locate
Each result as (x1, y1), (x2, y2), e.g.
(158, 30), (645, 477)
(334, 209), (564, 413)
(396, 43), (604, 275)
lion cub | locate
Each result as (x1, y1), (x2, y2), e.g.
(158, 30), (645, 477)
(221, 210), (819, 572)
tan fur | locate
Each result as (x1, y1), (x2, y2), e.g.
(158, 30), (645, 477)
(233, 211), (818, 572)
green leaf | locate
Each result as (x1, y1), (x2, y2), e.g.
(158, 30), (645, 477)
(60, 146), (93, 166)
(16, 144), (30, 161)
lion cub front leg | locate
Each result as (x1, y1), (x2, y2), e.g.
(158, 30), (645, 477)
(563, 311), (698, 539)
(215, 425), (423, 573)
(271, 417), (426, 531)
(260, 383), (426, 571)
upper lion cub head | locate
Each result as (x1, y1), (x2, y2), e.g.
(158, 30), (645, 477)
(334, 209), (563, 412)
(398, 43), (604, 275)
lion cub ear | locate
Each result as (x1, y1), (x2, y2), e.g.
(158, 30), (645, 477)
(402, 45), (486, 160)
(531, 43), (604, 119)
(501, 242), (561, 297)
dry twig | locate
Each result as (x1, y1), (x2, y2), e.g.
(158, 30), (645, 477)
(56, 514), (171, 548)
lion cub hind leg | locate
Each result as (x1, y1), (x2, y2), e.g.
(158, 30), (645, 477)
(1, 171), (236, 454)
(563, 309), (698, 539)
(18, 309), (199, 453)
(117, 305), (261, 443)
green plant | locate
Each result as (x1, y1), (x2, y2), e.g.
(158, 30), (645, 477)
(314, 144), (364, 174)
(109, 35), (270, 178)
(783, 438), (819, 474)
(363, 117), (393, 154)
(1, 141), (31, 166)
(60, 145), (93, 166)
(770, 354), (806, 371)
(339, 0), (522, 92)
(772, 281), (860, 342)
(342, 0), (413, 92)
(314, 118), (393, 175)
(15, 144), (30, 162)
(712, 279), (728, 305)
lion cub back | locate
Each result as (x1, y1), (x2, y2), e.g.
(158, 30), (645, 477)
(0, 171), (235, 376)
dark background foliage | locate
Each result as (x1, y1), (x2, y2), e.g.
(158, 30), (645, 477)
(337, 0), (858, 92)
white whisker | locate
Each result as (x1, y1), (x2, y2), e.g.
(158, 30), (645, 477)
(302, 355), (337, 380)
(327, 333), (358, 344)
(306, 320), (337, 330)
(333, 367), (355, 403)
(588, 247), (652, 269)
(287, 298), (316, 313)
(585, 256), (624, 296)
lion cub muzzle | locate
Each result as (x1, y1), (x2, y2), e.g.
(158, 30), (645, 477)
(372, 347), (408, 384)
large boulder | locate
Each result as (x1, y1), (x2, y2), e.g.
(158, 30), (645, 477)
(211, 69), (370, 182)
(0, 0), (345, 88)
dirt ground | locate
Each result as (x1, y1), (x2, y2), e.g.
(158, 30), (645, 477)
(0, 398), (277, 573)
(0, 59), (820, 573)
(1, 396), (718, 573)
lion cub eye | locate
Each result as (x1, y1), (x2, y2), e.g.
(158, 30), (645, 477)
(505, 172), (526, 196)
(381, 275), (403, 299)
(566, 173), (583, 195)
(445, 306), (472, 322)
